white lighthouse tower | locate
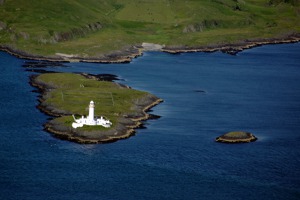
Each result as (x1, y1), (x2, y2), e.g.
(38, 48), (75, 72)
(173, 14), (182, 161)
(88, 100), (95, 123)
(72, 100), (112, 129)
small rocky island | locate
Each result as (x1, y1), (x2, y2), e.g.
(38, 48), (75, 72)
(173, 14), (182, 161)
(216, 131), (257, 143)
(30, 73), (162, 144)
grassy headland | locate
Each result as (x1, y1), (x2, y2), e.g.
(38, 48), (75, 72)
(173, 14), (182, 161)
(31, 73), (162, 143)
(0, 0), (299, 61)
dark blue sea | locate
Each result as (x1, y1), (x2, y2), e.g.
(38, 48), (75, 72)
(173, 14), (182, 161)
(1, 43), (300, 200)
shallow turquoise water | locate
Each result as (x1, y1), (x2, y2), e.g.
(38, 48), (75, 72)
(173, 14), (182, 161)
(0, 43), (300, 200)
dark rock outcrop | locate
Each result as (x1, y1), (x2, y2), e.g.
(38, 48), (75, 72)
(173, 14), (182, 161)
(183, 20), (219, 33)
(52, 22), (103, 42)
(0, 21), (6, 30)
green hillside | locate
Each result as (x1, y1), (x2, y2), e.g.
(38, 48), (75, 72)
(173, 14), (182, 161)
(0, 0), (299, 58)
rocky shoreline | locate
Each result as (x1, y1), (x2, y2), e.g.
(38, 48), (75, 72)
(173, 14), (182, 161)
(30, 74), (163, 144)
(0, 45), (143, 63)
(1, 34), (300, 63)
(162, 33), (300, 55)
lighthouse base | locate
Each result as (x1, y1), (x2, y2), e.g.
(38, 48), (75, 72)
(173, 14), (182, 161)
(72, 115), (112, 129)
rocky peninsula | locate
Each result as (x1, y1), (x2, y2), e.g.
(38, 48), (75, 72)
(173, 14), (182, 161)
(1, 34), (300, 63)
(30, 73), (162, 144)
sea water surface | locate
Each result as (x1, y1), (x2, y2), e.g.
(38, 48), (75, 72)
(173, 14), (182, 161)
(0, 43), (300, 200)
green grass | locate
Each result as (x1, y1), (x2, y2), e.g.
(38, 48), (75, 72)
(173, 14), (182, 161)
(36, 73), (148, 130)
(224, 131), (249, 138)
(0, 0), (299, 57)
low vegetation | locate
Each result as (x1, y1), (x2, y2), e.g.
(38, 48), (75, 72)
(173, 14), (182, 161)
(0, 0), (299, 57)
(222, 131), (249, 138)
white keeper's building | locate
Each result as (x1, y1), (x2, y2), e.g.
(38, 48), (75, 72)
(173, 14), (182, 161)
(72, 100), (112, 129)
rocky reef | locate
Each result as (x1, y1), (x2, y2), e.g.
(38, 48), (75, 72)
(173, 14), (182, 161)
(216, 131), (257, 143)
